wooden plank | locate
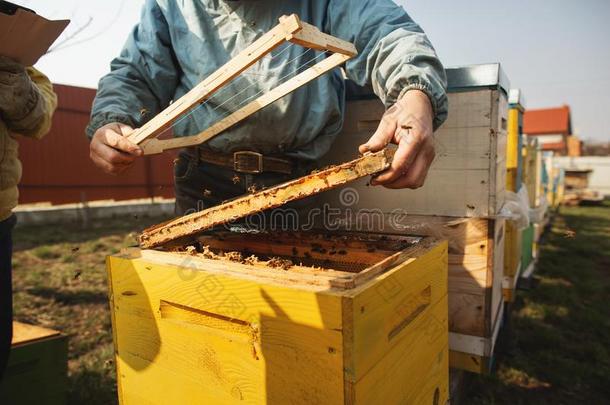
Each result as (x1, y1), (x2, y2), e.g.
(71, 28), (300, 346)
(141, 52), (352, 155)
(442, 90), (495, 129)
(353, 303), (449, 405)
(448, 292), (486, 336)
(337, 125), (500, 171)
(490, 219), (505, 333)
(450, 304), (504, 358)
(123, 247), (362, 291)
(286, 18), (357, 56)
(129, 14), (357, 151)
(503, 220), (522, 291)
(357, 168), (495, 217)
(506, 108), (520, 191)
(139, 149), (394, 248)
(11, 322), (60, 347)
(449, 350), (492, 374)
(127, 14), (303, 146)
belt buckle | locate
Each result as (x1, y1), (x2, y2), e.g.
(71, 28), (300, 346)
(234, 151), (264, 174)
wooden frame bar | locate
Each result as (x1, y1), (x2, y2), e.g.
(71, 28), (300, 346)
(126, 14), (357, 155)
(139, 149), (394, 248)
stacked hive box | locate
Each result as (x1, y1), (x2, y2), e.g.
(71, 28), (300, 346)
(544, 155), (565, 211)
(318, 64), (510, 373)
(521, 136), (544, 279)
(502, 89), (525, 303)
(107, 232), (449, 404)
(0, 322), (68, 405)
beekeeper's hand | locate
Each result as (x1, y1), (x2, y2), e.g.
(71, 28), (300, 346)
(359, 90), (435, 189)
(90, 122), (143, 175)
(0, 56), (40, 121)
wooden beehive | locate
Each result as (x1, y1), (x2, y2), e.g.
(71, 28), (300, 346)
(502, 89), (525, 303)
(310, 211), (505, 374)
(518, 136), (544, 282)
(522, 136), (542, 208)
(393, 217), (505, 374)
(0, 322), (68, 405)
(107, 232), (448, 404)
(324, 65), (509, 218)
(503, 221), (522, 303)
(316, 64), (510, 373)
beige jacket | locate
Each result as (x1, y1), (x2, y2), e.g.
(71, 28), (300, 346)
(0, 68), (57, 221)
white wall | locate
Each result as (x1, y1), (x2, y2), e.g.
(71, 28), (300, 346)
(554, 157), (610, 197)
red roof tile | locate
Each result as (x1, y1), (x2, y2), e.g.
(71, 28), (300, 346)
(523, 105), (572, 135)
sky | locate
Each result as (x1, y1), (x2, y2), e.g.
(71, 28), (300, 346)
(18, 0), (610, 142)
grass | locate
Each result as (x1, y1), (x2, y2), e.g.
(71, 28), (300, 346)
(10, 203), (610, 404)
(11, 214), (170, 405)
(468, 201), (610, 404)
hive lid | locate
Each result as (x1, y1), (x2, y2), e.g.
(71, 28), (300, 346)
(11, 321), (62, 347)
(344, 63), (510, 101)
(139, 149), (395, 249)
(445, 63), (510, 95)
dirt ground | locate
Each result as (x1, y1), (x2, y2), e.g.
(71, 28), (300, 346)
(11, 214), (168, 404)
(10, 202), (610, 404)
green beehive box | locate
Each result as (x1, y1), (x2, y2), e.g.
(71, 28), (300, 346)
(521, 224), (535, 276)
(0, 322), (68, 405)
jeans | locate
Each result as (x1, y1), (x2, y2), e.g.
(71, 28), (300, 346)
(173, 149), (320, 231)
(0, 214), (15, 382)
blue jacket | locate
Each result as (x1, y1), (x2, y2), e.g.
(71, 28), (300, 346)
(87, 0), (447, 161)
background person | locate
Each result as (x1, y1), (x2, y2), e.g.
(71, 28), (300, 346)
(0, 56), (57, 381)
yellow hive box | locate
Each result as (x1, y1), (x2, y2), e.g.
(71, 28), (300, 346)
(503, 221), (522, 303)
(107, 232), (448, 405)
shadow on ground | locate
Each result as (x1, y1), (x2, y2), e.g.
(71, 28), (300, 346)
(467, 202), (610, 404)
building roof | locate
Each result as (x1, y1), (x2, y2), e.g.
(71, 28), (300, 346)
(541, 141), (567, 152)
(523, 105), (572, 136)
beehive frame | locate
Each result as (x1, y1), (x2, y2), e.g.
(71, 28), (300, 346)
(139, 149), (394, 248)
(127, 14), (358, 155)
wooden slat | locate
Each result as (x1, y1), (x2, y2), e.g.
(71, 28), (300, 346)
(141, 52), (351, 155)
(287, 19), (357, 56)
(139, 149), (394, 248)
(489, 218), (505, 335)
(11, 322), (61, 347)
(128, 13), (358, 152)
(126, 15), (303, 146)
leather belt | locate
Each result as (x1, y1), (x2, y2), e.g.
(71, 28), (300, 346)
(198, 149), (293, 175)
